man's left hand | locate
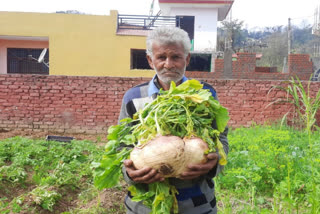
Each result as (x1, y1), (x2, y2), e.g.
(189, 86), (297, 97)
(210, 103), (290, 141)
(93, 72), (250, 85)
(179, 153), (218, 180)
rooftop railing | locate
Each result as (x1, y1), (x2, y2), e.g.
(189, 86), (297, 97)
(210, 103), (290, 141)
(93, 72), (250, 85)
(118, 13), (179, 30)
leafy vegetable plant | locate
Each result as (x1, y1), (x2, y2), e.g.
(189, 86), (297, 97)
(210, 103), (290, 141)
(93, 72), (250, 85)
(94, 79), (229, 213)
(217, 125), (320, 213)
(0, 137), (105, 213)
(268, 76), (320, 212)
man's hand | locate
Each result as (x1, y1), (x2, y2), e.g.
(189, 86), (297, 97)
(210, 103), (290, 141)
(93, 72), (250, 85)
(179, 153), (218, 180)
(124, 159), (164, 184)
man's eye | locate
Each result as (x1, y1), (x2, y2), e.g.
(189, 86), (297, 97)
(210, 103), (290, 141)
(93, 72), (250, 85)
(158, 56), (166, 60)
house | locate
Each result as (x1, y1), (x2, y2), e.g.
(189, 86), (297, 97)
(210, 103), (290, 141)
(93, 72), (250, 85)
(0, 11), (150, 77)
(159, 0), (234, 52)
(0, 0), (234, 76)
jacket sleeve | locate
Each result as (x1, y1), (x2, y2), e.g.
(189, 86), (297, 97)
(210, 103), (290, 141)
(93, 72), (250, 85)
(118, 96), (137, 185)
(206, 85), (229, 178)
(122, 165), (137, 185)
(118, 97), (131, 123)
(209, 126), (229, 178)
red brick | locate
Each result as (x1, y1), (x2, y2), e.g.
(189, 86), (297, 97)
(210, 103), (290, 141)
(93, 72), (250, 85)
(1, 73), (319, 133)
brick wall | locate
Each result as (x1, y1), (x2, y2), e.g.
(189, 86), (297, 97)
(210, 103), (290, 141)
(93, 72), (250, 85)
(288, 54), (314, 79)
(0, 75), (147, 134)
(186, 53), (314, 81)
(255, 67), (277, 73)
(1, 74), (319, 134)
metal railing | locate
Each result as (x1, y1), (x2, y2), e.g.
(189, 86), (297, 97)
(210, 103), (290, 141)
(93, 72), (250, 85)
(118, 13), (179, 30)
(311, 69), (320, 81)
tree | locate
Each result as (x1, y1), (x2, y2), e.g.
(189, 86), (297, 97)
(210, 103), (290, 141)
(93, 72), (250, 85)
(217, 20), (317, 72)
(219, 19), (245, 52)
(256, 31), (287, 70)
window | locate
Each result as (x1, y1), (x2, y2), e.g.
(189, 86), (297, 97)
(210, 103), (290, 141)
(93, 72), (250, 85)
(176, 16), (195, 44)
(7, 48), (49, 74)
(130, 49), (211, 72)
(186, 53), (211, 72)
(131, 49), (151, 69)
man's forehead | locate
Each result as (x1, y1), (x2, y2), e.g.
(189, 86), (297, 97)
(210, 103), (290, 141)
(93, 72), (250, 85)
(152, 42), (184, 53)
(153, 40), (183, 47)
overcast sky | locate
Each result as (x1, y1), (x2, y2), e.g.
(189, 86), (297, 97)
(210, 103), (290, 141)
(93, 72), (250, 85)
(1, 0), (319, 29)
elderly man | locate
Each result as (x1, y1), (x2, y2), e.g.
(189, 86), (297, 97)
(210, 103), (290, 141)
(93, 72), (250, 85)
(119, 26), (228, 214)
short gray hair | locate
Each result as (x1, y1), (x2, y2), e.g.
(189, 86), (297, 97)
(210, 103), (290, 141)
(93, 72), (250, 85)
(146, 26), (191, 57)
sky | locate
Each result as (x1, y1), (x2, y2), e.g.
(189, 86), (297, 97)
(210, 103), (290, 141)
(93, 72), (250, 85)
(0, 0), (319, 29)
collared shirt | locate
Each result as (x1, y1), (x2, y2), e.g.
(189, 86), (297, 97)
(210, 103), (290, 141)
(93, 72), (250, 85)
(147, 75), (189, 97)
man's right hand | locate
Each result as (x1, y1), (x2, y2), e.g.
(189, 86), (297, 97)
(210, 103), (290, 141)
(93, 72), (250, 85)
(124, 159), (164, 184)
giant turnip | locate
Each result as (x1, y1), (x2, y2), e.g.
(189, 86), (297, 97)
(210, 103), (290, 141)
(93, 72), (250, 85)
(130, 135), (209, 178)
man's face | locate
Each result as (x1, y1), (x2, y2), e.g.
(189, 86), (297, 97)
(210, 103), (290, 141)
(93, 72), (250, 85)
(147, 42), (191, 88)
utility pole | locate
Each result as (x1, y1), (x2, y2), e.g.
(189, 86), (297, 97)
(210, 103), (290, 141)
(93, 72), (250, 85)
(223, 24), (233, 79)
(288, 18), (292, 55)
(149, 0), (155, 16)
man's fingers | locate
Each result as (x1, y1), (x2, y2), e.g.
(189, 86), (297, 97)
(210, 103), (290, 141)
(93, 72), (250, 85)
(187, 161), (215, 171)
(180, 168), (208, 177)
(136, 170), (164, 184)
(124, 160), (164, 183)
(127, 167), (152, 179)
(179, 170), (205, 180)
(179, 153), (219, 180)
(207, 153), (218, 160)
(187, 153), (218, 171)
(124, 159), (134, 167)
(187, 164), (209, 171)
(134, 169), (157, 182)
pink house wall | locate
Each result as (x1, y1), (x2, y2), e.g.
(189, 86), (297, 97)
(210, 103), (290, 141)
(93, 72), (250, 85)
(0, 39), (49, 74)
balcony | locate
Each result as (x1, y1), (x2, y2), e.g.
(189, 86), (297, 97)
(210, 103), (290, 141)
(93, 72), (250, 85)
(117, 14), (179, 36)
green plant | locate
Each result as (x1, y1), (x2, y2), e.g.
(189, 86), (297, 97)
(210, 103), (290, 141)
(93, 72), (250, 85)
(29, 186), (61, 211)
(269, 76), (320, 213)
(268, 76), (320, 131)
(0, 137), (105, 213)
(1, 125), (318, 213)
(216, 125), (320, 213)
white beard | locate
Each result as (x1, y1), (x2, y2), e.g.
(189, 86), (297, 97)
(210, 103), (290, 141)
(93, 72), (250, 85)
(155, 66), (186, 85)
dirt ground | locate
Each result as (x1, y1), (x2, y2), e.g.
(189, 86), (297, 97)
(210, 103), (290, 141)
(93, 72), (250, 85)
(0, 129), (104, 142)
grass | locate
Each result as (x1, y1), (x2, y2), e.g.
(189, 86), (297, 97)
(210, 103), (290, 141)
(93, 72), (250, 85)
(0, 124), (319, 213)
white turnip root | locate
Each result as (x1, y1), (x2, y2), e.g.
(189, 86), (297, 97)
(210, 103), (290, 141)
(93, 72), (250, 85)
(130, 135), (209, 178)
(183, 137), (209, 165)
(130, 135), (186, 177)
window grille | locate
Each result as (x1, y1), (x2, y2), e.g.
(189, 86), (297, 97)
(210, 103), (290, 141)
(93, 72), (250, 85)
(7, 48), (49, 75)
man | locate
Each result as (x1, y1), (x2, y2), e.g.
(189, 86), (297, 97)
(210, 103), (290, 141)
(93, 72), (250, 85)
(119, 26), (228, 214)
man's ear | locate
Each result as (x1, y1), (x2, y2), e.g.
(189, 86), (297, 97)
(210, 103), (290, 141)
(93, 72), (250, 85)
(147, 55), (154, 69)
(186, 53), (191, 66)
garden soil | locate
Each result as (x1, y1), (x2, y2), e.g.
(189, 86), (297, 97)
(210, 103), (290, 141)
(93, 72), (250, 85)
(0, 129), (127, 213)
(0, 129), (102, 142)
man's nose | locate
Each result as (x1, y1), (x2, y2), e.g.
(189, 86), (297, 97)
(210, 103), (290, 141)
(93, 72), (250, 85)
(164, 58), (174, 69)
